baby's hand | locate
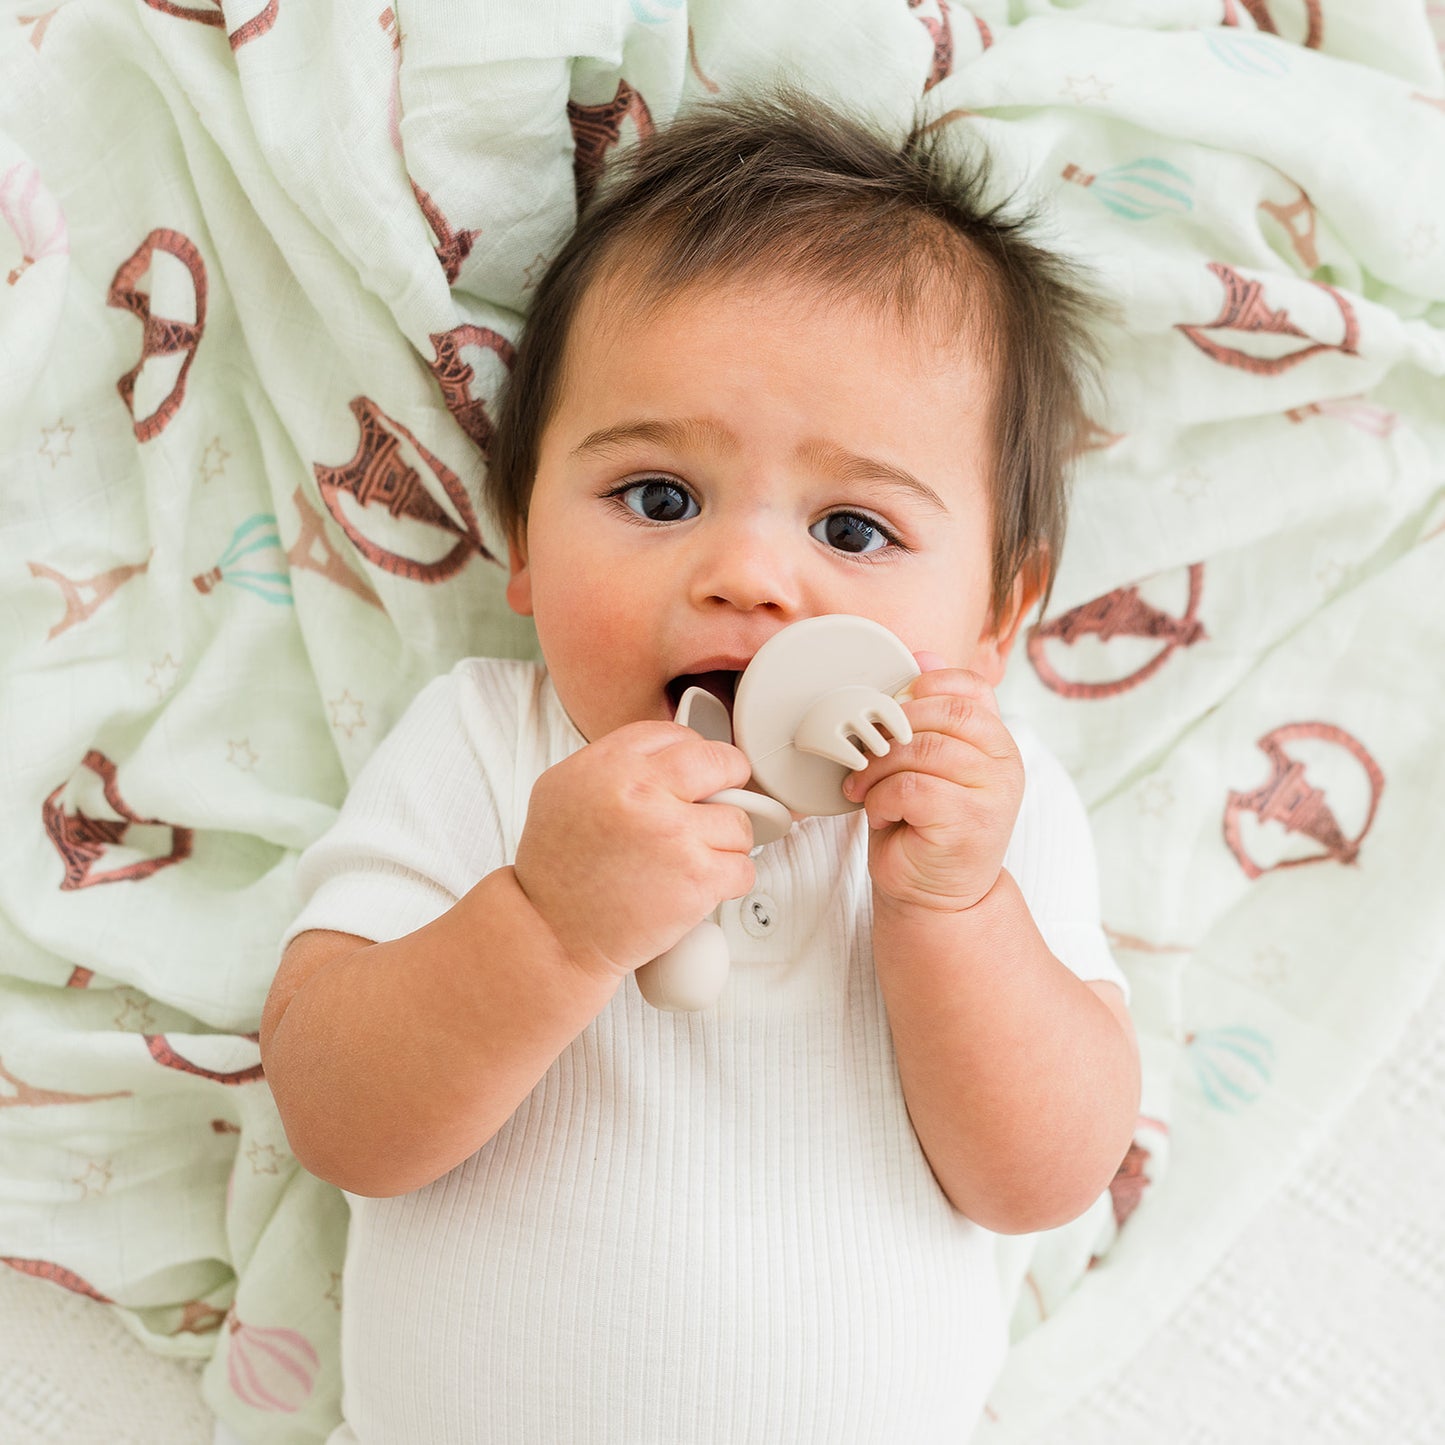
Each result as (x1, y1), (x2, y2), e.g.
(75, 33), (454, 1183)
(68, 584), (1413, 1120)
(842, 666), (1022, 913)
(513, 723), (756, 980)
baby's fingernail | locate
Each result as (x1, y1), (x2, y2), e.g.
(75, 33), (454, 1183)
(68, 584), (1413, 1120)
(843, 776), (862, 800)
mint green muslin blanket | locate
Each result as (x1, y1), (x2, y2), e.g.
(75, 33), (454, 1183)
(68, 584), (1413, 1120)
(1, 2), (1442, 1440)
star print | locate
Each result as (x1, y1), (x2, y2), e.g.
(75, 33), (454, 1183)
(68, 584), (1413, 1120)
(1403, 223), (1439, 260)
(245, 1142), (284, 1175)
(1174, 466), (1210, 501)
(74, 1160), (113, 1198)
(114, 995), (157, 1032)
(1062, 74), (1114, 106)
(199, 436), (230, 483)
(1138, 777), (1174, 818)
(324, 1272), (343, 1310)
(521, 252), (550, 290)
(146, 652), (181, 698)
(1251, 946), (1290, 990)
(38, 420), (74, 469)
(226, 738), (259, 771)
(328, 689), (367, 738)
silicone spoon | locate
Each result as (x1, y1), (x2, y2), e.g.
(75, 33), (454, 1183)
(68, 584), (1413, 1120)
(632, 687), (791, 1011)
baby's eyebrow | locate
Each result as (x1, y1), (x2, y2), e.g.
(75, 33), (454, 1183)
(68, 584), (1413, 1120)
(572, 416), (733, 458)
(798, 439), (950, 516)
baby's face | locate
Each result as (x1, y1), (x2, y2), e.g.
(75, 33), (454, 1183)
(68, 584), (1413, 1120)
(507, 271), (1031, 744)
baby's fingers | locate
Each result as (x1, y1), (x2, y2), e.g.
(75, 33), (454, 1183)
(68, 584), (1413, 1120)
(844, 730), (984, 808)
(897, 676), (1015, 761)
(601, 723), (751, 801)
(651, 733), (754, 803)
(857, 767), (962, 832)
(695, 795), (760, 858)
(904, 666), (1002, 717)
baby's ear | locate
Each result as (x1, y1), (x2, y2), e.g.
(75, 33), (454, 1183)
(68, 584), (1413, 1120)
(504, 531), (533, 617)
(968, 555), (1047, 686)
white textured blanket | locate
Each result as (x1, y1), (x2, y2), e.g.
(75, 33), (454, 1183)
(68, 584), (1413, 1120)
(1, 2), (1442, 1442)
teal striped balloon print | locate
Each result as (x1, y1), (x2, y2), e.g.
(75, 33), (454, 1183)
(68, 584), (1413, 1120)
(1187, 1025), (1276, 1111)
(630, 0), (684, 22)
(192, 515), (294, 605)
(1207, 31), (1292, 76)
(1061, 158), (1194, 221)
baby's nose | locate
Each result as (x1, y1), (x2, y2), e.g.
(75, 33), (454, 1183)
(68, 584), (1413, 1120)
(690, 526), (804, 614)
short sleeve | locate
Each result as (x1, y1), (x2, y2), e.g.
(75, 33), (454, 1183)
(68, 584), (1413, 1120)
(279, 662), (529, 954)
(1002, 720), (1129, 1003)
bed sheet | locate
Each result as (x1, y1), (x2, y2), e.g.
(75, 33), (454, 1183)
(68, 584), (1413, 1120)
(2, 2), (1443, 1442)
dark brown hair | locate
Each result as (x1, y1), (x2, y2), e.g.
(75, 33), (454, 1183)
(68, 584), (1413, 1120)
(485, 88), (1106, 622)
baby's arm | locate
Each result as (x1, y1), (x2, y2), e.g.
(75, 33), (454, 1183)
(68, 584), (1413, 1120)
(261, 722), (753, 1198)
(262, 877), (617, 1198)
(846, 668), (1140, 1234)
(872, 878), (1138, 1234)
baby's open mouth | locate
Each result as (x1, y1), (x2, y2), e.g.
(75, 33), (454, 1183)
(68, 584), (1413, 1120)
(665, 670), (740, 721)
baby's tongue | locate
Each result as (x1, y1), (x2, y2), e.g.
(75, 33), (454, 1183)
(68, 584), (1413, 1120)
(672, 672), (738, 740)
(689, 671), (737, 710)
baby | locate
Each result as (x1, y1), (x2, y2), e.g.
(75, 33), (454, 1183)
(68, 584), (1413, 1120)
(262, 90), (1140, 1444)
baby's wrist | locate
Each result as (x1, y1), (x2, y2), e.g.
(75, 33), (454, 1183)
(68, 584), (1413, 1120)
(491, 866), (628, 994)
(869, 871), (1027, 990)
(870, 866), (1007, 921)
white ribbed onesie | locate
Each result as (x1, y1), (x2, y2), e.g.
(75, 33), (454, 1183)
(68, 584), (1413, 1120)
(283, 657), (1126, 1445)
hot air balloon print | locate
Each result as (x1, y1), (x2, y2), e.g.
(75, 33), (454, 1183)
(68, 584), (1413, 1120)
(1027, 563), (1208, 700)
(630, 0), (683, 23)
(1178, 262), (1359, 377)
(1187, 1026), (1275, 1111)
(313, 397), (491, 581)
(1286, 395), (1398, 438)
(225, 1315), (321, 1412)
(107, 228), (208, 442)
(192, 516), (294, 606)
(1223, 0), (1324, 50)
(1206, 31), (1291, 77)
(1061, 158), (1194, 222)
(1, 163), (68, 286)
(568, 81), (654, 210)
(43, 750), (194, 889)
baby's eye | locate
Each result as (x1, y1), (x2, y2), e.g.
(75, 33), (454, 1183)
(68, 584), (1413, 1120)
(617, 479), (699, 523)
(810, 511), (893, 555)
